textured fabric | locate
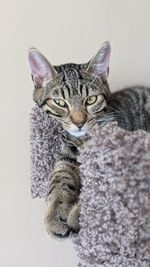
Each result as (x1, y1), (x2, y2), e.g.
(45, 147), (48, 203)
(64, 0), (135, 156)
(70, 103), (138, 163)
(29, 106), (150, 266)
(29, 105), (64, 198)
(73, 123), (150, 267)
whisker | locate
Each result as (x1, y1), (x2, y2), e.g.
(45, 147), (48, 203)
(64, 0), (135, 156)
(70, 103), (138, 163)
(60, 120), (70, 126)
(107, 106), (121, 114)
(96, 111), (121, 124)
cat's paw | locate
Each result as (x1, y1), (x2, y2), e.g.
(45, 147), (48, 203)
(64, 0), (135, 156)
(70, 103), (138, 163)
(44, 187), (80, 239)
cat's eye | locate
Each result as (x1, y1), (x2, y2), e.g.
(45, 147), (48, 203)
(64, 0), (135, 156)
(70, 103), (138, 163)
(86, 95), (97, 105)
(54, 99), (66, 107)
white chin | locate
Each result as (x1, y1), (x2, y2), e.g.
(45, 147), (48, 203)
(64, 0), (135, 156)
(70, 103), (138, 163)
(67, 129), (87, 137)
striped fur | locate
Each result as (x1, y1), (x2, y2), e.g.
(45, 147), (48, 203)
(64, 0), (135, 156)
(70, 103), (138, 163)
(44, 134), (84, 238)
(34, 64), (110, 137)
(28, 43), (150, 238)
(105, 86), (150, 131)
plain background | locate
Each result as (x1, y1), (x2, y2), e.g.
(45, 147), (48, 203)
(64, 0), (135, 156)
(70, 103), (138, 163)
(1, 0), (150, 266)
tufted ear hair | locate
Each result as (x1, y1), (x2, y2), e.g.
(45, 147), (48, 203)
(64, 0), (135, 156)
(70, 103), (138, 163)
(28, 48), (57, 88)
(86, 41), (111, 82)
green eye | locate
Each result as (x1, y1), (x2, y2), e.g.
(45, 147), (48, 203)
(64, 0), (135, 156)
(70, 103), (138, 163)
(54, 99), (66, 107)
(86, 96), (97, 105)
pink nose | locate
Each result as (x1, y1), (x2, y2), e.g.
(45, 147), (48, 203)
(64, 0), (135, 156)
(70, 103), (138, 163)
(70, 110), (87, 129)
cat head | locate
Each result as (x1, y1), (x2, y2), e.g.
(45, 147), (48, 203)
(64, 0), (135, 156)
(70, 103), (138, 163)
(28, 42), (111, 137)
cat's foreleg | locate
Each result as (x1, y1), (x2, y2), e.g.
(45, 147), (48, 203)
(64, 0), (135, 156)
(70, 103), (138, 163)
(44, 135), (83, 239)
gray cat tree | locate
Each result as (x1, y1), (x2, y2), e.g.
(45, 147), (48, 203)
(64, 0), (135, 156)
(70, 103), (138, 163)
(30, 105), (150, 267)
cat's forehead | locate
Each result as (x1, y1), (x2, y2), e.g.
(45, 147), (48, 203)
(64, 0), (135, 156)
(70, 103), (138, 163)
(56, 63), (85, 85)
(53, 63), (101, 95)
(51, 63), (86, 95)
(43, 63), (107, 103)
(56, 63), (84, 74)
(62, 66), (81, 91)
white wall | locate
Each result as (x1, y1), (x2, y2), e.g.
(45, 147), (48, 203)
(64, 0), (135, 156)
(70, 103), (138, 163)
(1, 0), (150, 267)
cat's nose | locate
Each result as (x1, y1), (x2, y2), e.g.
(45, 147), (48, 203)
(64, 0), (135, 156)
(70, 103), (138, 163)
(76, 122), (85, 129)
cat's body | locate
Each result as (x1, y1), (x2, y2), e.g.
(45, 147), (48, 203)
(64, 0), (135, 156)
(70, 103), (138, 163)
(104, 86), (150, 131)
(28, 42), (150, 238)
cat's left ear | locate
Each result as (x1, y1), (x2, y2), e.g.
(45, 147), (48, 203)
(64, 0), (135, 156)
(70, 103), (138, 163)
(86, 41), (111, 81)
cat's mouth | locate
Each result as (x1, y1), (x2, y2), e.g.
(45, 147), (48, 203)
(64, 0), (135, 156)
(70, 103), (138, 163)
(67, 128), (87, 137)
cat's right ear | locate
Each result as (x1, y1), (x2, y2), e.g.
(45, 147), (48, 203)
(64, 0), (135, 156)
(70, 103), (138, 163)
(28, 48), (57, 88)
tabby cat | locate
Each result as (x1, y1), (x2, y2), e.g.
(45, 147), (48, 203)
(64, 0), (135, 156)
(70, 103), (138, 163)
(28, 41), (150, 238)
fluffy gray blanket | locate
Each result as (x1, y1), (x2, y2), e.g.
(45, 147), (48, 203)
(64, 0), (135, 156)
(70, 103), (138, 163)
(30, 105), (150, 267)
